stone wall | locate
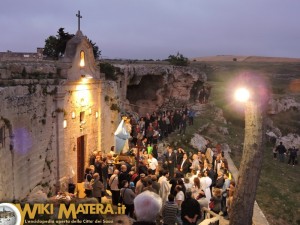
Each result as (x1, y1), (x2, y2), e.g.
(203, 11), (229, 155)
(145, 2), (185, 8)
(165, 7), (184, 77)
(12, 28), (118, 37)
(0, 48), (43, 61)
(100, 80), (121, 152)
(0, 85), (57, 201)
(0, 61), (60, 80)
(0, 79), (120, 200)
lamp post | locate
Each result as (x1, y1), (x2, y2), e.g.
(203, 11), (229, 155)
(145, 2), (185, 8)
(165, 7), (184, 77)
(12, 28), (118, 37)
(229, 87), (266, 225)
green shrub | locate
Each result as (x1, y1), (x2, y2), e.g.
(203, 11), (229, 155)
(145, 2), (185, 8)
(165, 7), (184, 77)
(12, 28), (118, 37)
(167, 52), (189, 66)
(100, 62), (118, 81)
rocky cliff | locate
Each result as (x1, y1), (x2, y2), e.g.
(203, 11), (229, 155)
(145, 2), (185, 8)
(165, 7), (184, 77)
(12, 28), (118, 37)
(114, 64), (207, 115)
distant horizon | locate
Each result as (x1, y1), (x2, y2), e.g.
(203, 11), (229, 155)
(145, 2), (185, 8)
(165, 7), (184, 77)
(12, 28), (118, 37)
(2, 48), (300, 61)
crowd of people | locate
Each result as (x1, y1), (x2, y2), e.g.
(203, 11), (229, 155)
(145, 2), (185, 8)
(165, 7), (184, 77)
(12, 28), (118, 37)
(82, 106), (238, 225)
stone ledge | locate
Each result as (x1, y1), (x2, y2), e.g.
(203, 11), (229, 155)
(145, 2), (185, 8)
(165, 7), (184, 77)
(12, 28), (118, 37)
(224, 150), (269, 225)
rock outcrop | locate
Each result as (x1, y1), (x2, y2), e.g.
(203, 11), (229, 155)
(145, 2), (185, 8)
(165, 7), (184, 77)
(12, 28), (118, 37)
(190, 134), (209, 151)
(268, 97), (300, 114)
(275, 133), (300, 149)
(114, 64), (207, 115)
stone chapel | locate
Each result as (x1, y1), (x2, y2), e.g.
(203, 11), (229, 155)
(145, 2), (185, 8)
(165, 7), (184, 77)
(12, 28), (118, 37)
(0, 28), (120, 201)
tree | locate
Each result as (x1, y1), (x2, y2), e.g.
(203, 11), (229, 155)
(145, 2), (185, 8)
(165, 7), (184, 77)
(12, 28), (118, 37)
(43, 28), (101, 59)
(167, 52), (189, 66)
(88, 38), (101, 59)
(230, 78), (268, 225)
(99, 62), (117, 81)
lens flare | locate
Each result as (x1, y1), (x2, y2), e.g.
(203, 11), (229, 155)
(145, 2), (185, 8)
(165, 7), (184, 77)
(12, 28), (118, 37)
(235, 88), (250, 102)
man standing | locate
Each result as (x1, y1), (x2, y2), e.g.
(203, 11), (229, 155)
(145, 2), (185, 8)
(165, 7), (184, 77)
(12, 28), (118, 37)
(158, 170), (170, 206)
(148, 153), (159, 175)
(109, 169), (120, 205)
(162, 194), (179, 225)
(180, 153), (191, 175)
(165, 146), (176, 178)
(221, 172), (231, 216)
(92, 173), (104, 203)
(135, 173), (146, 195)
(288, 146), (299, 166)
(118, 164), (130, 189)
(181, 191), (201, 225)
(137, 137), (148, 153)
(276, 142), (287, 162)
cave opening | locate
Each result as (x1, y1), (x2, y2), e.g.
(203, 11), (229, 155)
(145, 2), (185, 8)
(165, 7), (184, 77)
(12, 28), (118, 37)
(127, 75), (165, 103)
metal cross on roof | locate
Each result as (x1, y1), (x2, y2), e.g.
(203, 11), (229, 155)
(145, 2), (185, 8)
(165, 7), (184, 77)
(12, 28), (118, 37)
(76, 10), (82, 31)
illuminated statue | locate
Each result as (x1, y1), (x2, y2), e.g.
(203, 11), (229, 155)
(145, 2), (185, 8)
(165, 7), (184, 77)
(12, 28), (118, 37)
(114, 116), (131, 154)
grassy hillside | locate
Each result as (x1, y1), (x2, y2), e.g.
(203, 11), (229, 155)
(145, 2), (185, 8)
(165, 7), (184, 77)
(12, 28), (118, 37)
(188, 61), (300, 225)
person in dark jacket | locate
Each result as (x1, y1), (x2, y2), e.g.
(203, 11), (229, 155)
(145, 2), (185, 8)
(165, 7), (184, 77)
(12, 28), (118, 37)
(151, 175), (160, 194)
(92, 173), (104, 203)
(276, 142), (287, 162)
(180, 153), (191, 175)
(207, 163), (216, 188)
(169, 171), (182, 196)
(176, 148), (185, 170)
(215, 171), (225, 189)
(210, 188), (222, 214)
(181, 191), (201, 225)
(84, 167), (93, 198)
(100, 157), (110, 196)
(120, 180), (136, 218)
(118, 164), (130, 189)
(165, 147), (176, 178)
(288, 146), (298, 166)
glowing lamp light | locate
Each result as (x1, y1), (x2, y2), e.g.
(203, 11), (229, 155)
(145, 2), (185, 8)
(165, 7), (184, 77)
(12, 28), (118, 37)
(63, 120), (67, 128)
(89, 108), (92, 115)
(71, 112), (76, 119)
(80, 59), (85, 67)
(81, 74), (93, 79)
(235, 88), (250, 102)
(95, 111), (99, 119)
(80, 50), (85, 68)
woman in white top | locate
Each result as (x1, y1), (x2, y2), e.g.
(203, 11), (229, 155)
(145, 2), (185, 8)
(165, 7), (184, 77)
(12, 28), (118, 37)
(175, 185), (185, 225)
(200, 170), (212, 203)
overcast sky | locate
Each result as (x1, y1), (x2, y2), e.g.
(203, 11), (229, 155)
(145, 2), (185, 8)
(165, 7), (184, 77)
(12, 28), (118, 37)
(1, 0), (299, 59)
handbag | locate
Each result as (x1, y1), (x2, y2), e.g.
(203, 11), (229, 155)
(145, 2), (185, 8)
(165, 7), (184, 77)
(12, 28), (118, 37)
(209, 200), (215, 209)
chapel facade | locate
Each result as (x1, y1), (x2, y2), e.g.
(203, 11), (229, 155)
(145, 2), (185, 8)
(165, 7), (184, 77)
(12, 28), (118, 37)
(0, 29), (120, 201)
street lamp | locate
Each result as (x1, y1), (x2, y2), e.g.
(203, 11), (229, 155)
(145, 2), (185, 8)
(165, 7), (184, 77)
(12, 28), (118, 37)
(234, 87), (250, 103)
(230, 85), (266, 225)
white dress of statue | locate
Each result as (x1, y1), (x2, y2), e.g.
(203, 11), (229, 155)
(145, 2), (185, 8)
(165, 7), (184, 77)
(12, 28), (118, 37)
(114, 119), (130, 154)
(122, 119), (132, 154)
(200, 176), (212, 203)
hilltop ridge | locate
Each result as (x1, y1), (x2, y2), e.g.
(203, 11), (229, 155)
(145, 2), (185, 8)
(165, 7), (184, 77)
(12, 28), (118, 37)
(192, 55), (300, 62)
